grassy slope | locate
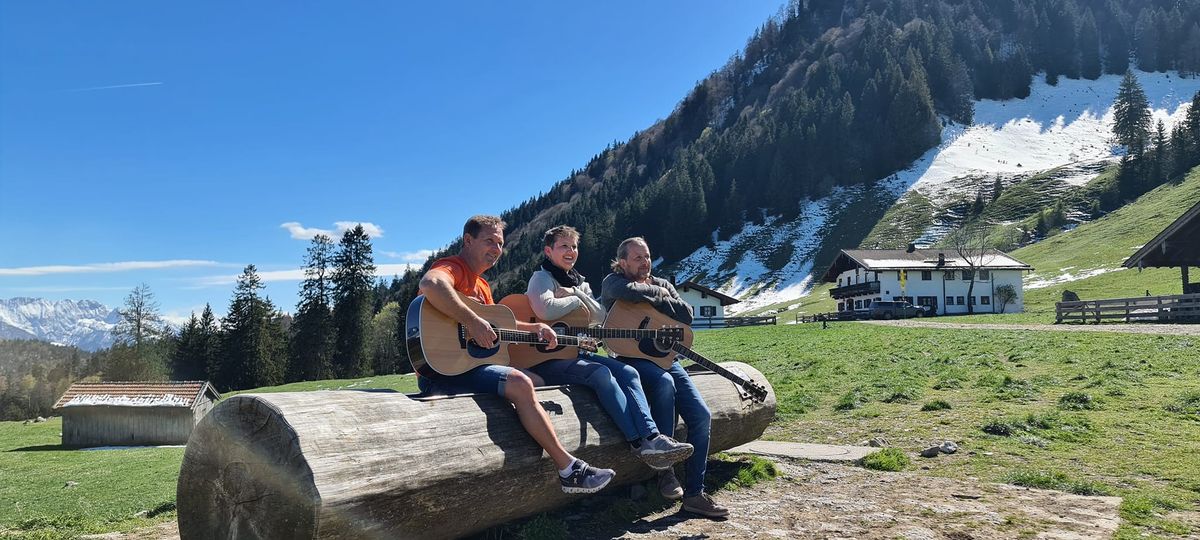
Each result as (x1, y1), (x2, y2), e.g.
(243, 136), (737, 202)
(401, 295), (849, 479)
(949, 166), (1200, 323)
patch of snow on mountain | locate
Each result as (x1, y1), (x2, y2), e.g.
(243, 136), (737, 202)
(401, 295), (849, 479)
(899, 72), (1200, 202)
(1026, 267), (1121, 289)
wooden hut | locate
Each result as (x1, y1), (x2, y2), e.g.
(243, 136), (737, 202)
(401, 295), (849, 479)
(54, 381), (220, 448)
(1123, 198), (1200, 294)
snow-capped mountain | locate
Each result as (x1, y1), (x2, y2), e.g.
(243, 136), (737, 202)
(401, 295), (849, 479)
(0, 298), (119, 351)
(673, 71), (1200, 314)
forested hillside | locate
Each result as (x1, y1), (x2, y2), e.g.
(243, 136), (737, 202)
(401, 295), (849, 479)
(390, 0), (1200, 307)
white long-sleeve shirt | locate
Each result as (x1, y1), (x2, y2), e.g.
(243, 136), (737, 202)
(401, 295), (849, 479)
(526, 269), (606, 326)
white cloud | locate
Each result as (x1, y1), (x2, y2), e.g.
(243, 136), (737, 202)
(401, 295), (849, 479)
(281, 221), (385, 240)
(67, 81), (163, 92)
(191, 263), (418, 287)
(0, 260), (221, 277)
(382, 249), (435, 263)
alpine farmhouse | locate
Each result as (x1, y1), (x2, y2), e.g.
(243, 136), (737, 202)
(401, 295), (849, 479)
(822, 248), (1033, 316)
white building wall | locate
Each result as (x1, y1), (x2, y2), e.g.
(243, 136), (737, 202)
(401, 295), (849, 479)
(677, 289), (725, 320)
(834, 268), (1026, 315)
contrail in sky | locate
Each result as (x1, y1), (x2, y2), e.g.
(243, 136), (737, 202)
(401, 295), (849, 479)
(67, 81), (164, 92)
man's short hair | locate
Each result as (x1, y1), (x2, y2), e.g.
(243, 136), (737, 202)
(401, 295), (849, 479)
(543, 225), (580, 247)
(464, 215), (506, 238)
(610, 237), (648, 272)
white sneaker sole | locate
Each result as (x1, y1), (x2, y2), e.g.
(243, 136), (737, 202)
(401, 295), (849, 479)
(561, 473), (614, 494)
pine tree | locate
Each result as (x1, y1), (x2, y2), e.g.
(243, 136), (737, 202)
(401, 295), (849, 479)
(1078, 10), (1102, 80)
(991, 176), (1003, 202)
(1112, 70), (1151, 155)
(289, 235), (336, 381)
(332, 225), (377, 378)
(219, 265), (286, 390)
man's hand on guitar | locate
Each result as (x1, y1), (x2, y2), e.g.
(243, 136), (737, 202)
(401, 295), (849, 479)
(532, 322), (559, 348)
(466, 315), (499, 348)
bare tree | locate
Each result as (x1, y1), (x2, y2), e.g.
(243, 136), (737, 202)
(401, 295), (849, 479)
(950, 223), (997, 315)
(113, 283), (167, 352)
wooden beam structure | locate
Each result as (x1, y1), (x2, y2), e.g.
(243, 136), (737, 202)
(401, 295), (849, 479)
(177, 362), (775, 540)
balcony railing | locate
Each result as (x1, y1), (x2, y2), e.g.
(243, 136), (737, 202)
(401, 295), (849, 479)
(830, 280), (881, 299)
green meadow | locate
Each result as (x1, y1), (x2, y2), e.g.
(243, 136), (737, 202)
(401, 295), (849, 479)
(3, 322), (1198, 538)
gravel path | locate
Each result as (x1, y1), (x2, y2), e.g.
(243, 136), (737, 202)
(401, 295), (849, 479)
(862, 319), (1200, 336)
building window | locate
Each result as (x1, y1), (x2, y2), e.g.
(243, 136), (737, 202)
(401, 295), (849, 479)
(945, 296), (955, 305)
(921, 270), (932, 280)
(968, 296), (976, 305)
(855, 300), (863, 309)
(700, 306), (717, 317)
(963, 270), (975, 281)
(945, 271), (956, 280)
(981, 296), (991, 305)
(979, 269), (991, 281)
(956, 296), (965, 305)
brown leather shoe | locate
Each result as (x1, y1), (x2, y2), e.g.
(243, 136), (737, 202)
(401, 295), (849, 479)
(657, 470), (683, 501)
(682, 492), (729, 518)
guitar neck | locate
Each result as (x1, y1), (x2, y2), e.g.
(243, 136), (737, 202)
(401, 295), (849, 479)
(480, 328), (588, 347)
(670, 342), (749, 385)
(564, 326), (661, 340)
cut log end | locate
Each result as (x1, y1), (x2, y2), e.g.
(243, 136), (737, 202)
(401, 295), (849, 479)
(177, 396), (320, 540)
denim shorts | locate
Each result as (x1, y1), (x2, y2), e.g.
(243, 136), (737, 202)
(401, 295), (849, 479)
(417, 364), (514, 396)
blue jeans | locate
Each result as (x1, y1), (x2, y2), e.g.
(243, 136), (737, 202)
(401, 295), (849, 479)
(624, 357), (712, 498)
(530, 352), (658, 442)
(417, 364), (513, 396)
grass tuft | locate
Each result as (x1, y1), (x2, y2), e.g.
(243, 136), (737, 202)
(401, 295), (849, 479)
(1003, 469), (1113, 496)
(518, 513), (569, 540)
(1057, 391), (1101, 410)
(861, 448), (909, 472)
(1165, 391), (1200, 416)
(920, 399), (952, 411)
(834, 388), (868, 411)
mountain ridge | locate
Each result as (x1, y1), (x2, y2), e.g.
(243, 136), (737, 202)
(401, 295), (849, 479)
(0, 298), (118, 352)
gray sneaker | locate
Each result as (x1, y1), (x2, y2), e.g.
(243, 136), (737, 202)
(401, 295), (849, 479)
(657, 470), (683, 501)
(682, 492), (729, 518)
(635, 435), (694, 470)
(560, 460), (615, 494)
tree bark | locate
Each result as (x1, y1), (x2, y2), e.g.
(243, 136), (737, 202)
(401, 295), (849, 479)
(177, 361), (775, 540)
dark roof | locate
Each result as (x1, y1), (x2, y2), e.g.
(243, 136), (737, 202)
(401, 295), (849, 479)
(53, 381), (220, 410)
(1123, 198), (1200, 269)
(676, 281), (740, 306)
(821, 248), (1033, 282)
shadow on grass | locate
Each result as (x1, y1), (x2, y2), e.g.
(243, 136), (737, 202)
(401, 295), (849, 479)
(8, 444), (66, 452)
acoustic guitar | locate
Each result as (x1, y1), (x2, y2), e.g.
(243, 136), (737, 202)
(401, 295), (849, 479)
(603, 300), (770, 403)
(498, 294), (685, 369)
(404, 292), (596, 377)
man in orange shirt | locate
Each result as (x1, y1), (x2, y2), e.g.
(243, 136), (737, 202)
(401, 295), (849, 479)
(417, 215), (615, 494)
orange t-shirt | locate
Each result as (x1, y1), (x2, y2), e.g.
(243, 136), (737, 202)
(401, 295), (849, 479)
(426, 255), (493, 305)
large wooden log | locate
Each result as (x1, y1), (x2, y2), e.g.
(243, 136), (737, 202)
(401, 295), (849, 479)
(177, 362), (775, 540)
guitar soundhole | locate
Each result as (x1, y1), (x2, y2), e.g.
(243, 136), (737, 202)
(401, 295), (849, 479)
(635, 317), (670, 358)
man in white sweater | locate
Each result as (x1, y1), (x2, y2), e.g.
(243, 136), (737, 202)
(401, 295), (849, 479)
(525, 225), (693, 471)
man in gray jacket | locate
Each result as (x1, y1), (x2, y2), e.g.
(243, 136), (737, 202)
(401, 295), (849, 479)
(600, 237), (729, 519)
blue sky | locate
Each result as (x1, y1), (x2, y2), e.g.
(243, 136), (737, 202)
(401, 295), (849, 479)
(0, 1), (783, 324)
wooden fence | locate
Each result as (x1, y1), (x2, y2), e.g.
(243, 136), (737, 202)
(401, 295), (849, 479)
(692, 316), (777, 329)
(795, 312), (839, 323)
(1055, 293), (1200, 324)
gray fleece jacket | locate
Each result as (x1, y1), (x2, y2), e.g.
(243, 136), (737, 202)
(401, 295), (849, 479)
(600, 273), (693, 325)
